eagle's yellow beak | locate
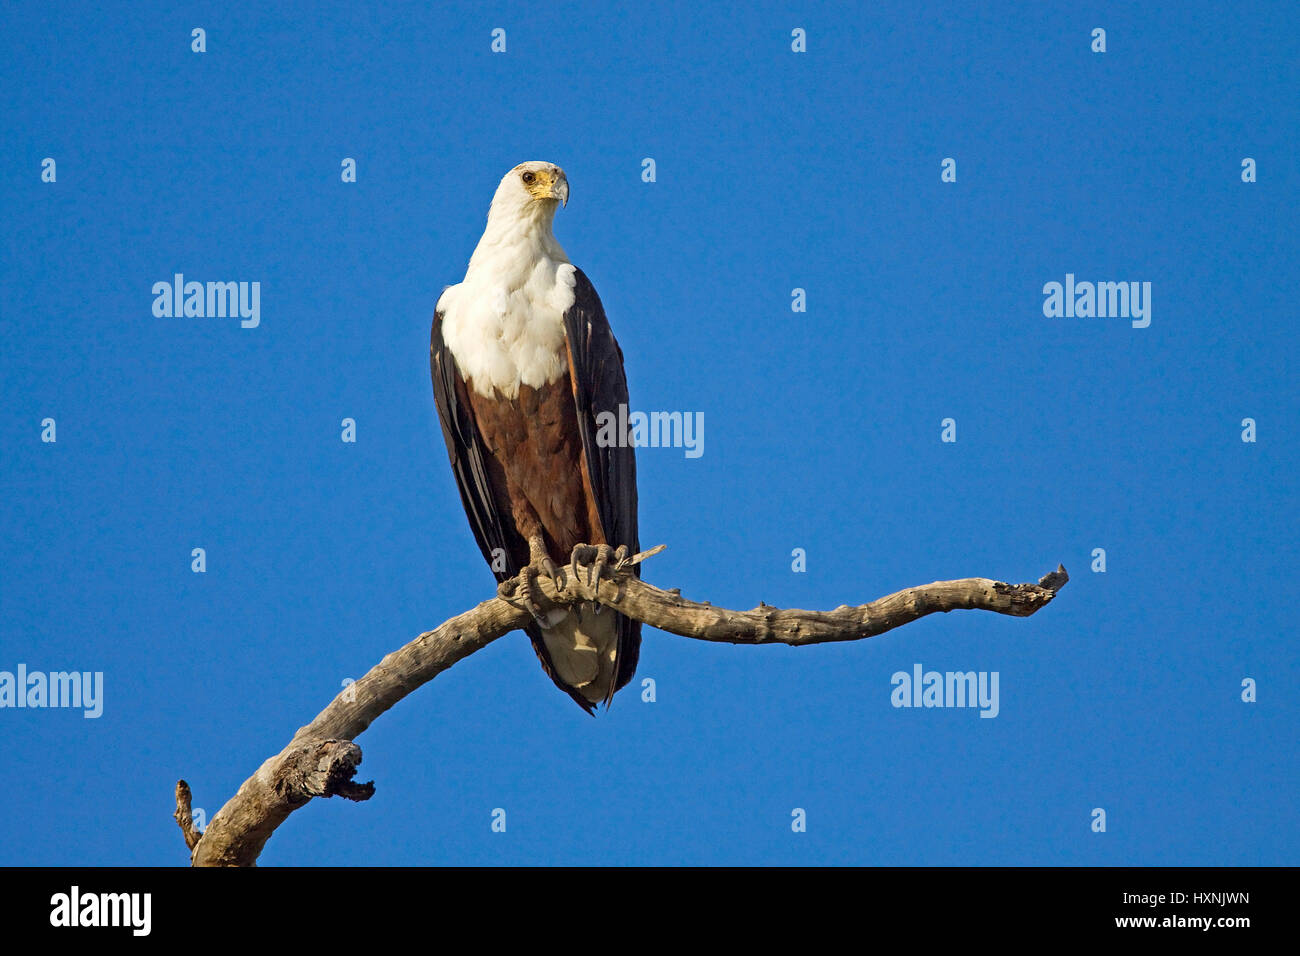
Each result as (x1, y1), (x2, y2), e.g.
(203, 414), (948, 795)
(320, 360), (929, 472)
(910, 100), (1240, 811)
(550, 170), (569, 208)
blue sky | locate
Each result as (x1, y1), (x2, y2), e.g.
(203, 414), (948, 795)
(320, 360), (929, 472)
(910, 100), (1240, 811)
(1, 0), (1296, 866)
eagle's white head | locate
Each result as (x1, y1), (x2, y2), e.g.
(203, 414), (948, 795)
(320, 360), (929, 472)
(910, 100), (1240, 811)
(485, 161), (569, 228)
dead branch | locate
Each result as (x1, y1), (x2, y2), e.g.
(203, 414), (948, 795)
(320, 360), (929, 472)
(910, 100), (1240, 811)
(173, 780), (201, 850)
(178, 550), (1067, 866)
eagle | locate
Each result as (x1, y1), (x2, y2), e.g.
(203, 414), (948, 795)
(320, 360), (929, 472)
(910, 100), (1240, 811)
(430, 161), (640, 713)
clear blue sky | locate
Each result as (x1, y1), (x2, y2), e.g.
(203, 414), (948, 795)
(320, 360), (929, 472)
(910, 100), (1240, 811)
(1, 0), (1296, 866)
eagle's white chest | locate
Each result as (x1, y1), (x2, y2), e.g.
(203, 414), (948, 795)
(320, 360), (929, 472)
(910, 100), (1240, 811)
(438, 251), (577, 401)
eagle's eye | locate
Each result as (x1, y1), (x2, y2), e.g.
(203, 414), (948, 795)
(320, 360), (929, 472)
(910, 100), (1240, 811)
(521, 171), (536, 185)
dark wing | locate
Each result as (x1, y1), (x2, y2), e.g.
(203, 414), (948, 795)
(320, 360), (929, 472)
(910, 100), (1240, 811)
(430, 309), (528, 580)
(562, 267), (642, 705)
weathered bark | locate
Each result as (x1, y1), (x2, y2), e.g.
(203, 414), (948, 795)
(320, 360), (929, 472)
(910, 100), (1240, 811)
(178, 549), (1067, 866)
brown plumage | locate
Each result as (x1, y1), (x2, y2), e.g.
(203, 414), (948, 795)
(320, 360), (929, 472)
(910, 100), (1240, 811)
(464, 376), (605, 559)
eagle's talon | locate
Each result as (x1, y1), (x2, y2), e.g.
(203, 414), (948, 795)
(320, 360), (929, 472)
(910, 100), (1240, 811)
(566, 542), (627, 613)
(539, 554), (565, 593)
(499, 566), (548, 626)
(569, 544), (597, 591)
(526, 534), (565, 593)
(588, 544), (614, 589)
(518, 567), (549, 626)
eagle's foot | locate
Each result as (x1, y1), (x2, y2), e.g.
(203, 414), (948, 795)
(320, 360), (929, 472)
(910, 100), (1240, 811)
(568, 543), (629, 613)
(497, 572), (547, 626)
(527, 535), (566, 592)
(498, 536), (566, 626)
(499, 567), (555, 628)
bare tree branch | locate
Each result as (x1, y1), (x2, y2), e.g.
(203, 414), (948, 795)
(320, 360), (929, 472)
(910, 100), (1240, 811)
(177, 550), (1067, 866)
(173, 780), (201, 851)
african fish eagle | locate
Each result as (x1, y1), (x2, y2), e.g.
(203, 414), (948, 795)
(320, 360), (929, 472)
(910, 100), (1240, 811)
(430, 161), (640, 713)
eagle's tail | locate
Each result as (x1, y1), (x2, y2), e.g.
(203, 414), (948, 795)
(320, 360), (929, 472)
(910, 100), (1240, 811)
(538, 604), (620, 708)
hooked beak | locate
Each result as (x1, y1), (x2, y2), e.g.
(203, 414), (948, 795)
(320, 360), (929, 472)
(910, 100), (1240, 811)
(550, 170), (569, 208)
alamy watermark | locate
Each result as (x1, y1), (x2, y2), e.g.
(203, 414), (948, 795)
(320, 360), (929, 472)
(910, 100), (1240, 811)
(595, 403), (703, 458)
(1042, 273), (1151, 328)
(891, 663), (999, 718)
(152, 273), (260, 328)
(50, 886), (150, 936)
(0, 664), (103, 718)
